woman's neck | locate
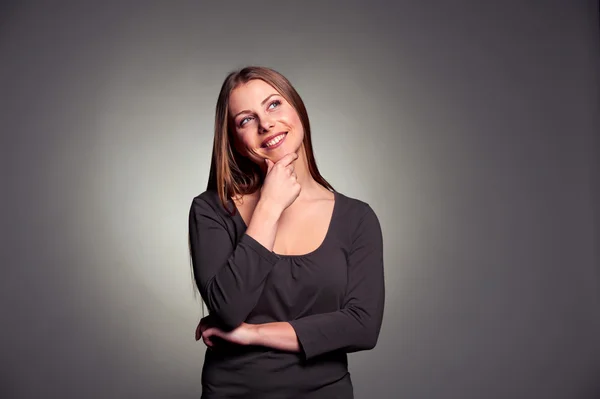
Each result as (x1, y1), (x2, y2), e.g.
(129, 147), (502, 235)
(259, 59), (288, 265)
(289, 144), (329, 201)
(239, 145), (326, 204)
(293, 144), (311, 187)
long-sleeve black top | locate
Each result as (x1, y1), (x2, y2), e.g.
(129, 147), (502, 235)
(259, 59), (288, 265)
(188, 189), (385, 399)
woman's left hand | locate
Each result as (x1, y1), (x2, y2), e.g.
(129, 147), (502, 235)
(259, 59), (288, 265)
(195, 316), (257, 347)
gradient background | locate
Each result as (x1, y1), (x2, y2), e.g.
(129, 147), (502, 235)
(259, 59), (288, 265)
(2, 1), (599, 398)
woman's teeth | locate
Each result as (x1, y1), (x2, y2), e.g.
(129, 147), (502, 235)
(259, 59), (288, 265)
(265, 133), (286, 148)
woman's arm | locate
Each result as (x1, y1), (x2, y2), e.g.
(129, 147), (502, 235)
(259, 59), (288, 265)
(202, 205), (385, 359)
(252, 322), (301, 352)
(244, 199), (281, 251)
(200, 321), (301, 352)
(189, 195), (282, 331)
(288, 205), (385, 360)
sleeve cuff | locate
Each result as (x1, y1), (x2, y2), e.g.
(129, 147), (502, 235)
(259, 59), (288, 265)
(288, 318), (320, 361)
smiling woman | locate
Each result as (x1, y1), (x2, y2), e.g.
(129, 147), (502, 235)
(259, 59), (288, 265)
(188, 66), (385, 399)
(230, 80), (303, 162)
(206, 66), (332, 214)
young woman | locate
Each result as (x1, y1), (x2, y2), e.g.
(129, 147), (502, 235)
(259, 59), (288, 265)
(188, 66), (385, 398)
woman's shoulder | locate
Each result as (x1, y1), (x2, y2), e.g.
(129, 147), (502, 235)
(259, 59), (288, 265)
(192, 189), (220, 205)
(334, 190), (375, 216)
(333, 190), (381, 230)
(330, 191), (382, 247)
(190, 189), (231, 218)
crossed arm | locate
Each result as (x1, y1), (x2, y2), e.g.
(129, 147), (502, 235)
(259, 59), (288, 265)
(189, 196), (385, 361)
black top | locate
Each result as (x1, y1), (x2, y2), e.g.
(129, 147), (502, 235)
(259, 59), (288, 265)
(188, 189), (385, 399)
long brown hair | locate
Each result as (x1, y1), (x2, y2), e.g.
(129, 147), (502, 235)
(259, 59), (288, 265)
(206, 66), (334, 213)
(190, 66), (334, 305)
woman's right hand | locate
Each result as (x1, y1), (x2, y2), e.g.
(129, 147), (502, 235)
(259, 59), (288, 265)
(260, 152), (301, 215)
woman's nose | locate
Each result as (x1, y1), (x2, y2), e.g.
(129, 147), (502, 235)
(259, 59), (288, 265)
(260, 118), (275, 132)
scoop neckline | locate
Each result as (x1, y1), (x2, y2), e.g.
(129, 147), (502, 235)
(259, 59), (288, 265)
(231, 190), (339, 259)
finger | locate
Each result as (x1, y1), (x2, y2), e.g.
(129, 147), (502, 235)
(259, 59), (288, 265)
(195, 323), (201, 341)
(265, 158), (275, 173)
(199, 320), (209, 334)
(203, 335), (214, 347)
(204, 327), (223, 339)
(277, 152), (298, 167)
(199, 317), (211, 332)
(202, 329), (215, 347)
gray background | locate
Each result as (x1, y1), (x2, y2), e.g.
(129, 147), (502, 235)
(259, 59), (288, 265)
(2, 1), (599, 398)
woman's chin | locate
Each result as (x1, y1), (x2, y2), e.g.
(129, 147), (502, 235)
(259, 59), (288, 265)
(259, 142), (302, 164)
(262, 147), (287, 163)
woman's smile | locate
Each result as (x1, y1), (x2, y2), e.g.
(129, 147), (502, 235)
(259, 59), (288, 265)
(262, 132), (288, 150)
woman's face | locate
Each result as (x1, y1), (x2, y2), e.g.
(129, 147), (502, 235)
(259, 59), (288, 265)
(228, 79), (304, 164)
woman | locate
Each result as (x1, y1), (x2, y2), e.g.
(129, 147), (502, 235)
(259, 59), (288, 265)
(188, 66), (385, 398)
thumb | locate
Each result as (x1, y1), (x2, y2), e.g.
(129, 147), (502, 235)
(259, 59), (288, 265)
(265, 158), (274, 173)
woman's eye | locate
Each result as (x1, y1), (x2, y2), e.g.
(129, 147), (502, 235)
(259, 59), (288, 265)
(238, 100), (280, 127)
(239, 116), (252, 127)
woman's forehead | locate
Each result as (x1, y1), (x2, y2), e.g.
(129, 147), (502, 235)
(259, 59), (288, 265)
(229, 80), (279, 108)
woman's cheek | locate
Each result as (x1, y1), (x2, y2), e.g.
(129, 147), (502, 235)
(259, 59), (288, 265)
(246, 147), (266, 163)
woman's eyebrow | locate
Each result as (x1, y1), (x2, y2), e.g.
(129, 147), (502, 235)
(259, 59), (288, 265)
(232, 93), (279, 119)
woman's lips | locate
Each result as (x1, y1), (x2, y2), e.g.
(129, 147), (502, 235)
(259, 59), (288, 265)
(262, 132), (287, 150)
